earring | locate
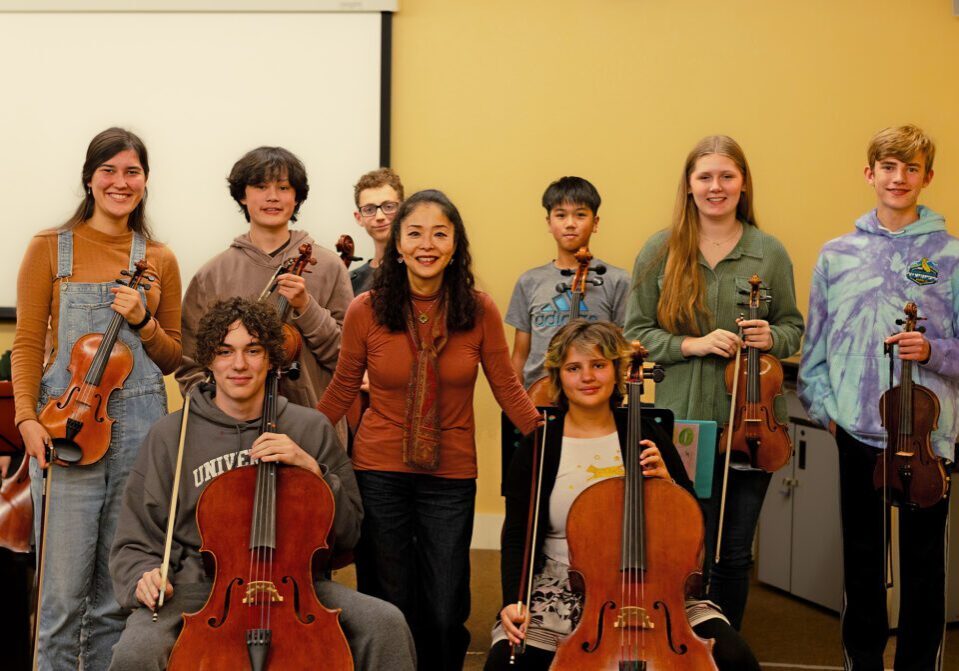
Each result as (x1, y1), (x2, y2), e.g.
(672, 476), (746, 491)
(398, 257), (404, 264)
(87, 187), (92, 196)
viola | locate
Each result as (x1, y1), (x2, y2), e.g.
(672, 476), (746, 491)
(335, 234), (363, 269)
(167, 367), (353, 670)
(527, 247), (606, 406)
(551, 342), (717, 670)
(259, 243), (317, 366)
(718, 274), (791, 472)
(37, 260), (152, 465)
(873, 302), (949, 509)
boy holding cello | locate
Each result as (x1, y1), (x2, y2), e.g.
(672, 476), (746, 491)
(108, 298), (415, 670)
(799, 124), (958, 670)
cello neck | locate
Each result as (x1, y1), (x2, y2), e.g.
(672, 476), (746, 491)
(622, 373), (645, 572)
(250, 371), (280, 551)
(569, 289), (583, 321)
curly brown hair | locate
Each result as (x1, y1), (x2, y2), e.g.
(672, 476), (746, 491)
(194, 298), (286, 370)
(353, 167), (405, 206)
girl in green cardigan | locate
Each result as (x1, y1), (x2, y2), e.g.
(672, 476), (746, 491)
(623, 135), (804, 630)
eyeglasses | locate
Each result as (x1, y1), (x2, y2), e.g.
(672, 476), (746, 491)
(358, 201), (400, 218)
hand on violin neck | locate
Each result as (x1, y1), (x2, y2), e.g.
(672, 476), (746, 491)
(18, 419), (52, 468)
(885, 330), (931, 363)
(680, 328), (741, 358)
(110, 284), (147, 326)
(276, 273), (310, 312)
(250, 432), (321, 476)
(639, 441), (670, 480)
(498, 603), (529, 645)
(737, 317), (773, 351)
(136, 568), (174, 610)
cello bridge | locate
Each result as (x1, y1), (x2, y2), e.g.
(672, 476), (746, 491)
(242, 581), (284, 604)
(614, 606), (654, 630)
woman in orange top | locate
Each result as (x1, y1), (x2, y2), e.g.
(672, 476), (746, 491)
(318, 189), (539, 670)
(11, 128), (181, 671)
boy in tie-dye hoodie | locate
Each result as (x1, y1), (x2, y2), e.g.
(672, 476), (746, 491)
(799, 125), (957, 671)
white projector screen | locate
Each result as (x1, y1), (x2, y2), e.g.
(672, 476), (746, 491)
(0, 8), (391, 316)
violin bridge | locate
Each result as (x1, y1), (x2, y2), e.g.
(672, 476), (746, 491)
(242, 581), (284, 604)
(614, 606), (654, 630)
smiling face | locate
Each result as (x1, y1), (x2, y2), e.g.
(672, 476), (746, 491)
(241, 176), (297, 231)
(210, 320), (270, 414)
(865, 153), (933, 220)
(395, 202), (456, 293)
(559, 344), (618, 411)
(355, 184), (401, 244)
(688, 153), (745, 225)
(87, 149), (147, 225)
(546, 200), (598, 253)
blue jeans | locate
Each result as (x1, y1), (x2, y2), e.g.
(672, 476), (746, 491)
(701, 460), (772, 631)
(354, 470), (475, 671)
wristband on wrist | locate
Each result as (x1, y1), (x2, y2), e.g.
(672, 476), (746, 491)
(130, 309), (152, 331)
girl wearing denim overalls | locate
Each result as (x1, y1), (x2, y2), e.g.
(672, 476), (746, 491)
(11, 128), (182, 670)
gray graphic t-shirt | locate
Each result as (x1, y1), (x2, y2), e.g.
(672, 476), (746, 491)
(505, 259), (630, 387)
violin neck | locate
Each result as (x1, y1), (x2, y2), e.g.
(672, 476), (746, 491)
(745, 306), (761, 406)
(899, 359), (914, 436)
(83, 311), (127, 387)
(250, 371), (280, 551)
(622, 382), (645, 572)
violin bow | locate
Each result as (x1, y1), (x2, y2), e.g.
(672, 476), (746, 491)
(510, 410), (549, 664)
(153, 381), (202, 621)
(32, 444), (56, 671)
(713, 319), (745, 567)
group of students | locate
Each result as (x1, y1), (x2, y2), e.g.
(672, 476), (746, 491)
(3, 122), (954, 671)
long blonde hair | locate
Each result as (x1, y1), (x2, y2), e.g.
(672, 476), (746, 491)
(655, 135), (757, 335)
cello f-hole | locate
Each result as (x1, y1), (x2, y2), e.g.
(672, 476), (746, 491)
(653, 600), (688, 655)
(207, 577), (243, 628)
(282, 575), (317, 624)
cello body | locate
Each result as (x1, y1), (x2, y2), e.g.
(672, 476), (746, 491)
(553, 477), (716, 670)
(167, 464), (352, 670)
(0, 455), (32, 553)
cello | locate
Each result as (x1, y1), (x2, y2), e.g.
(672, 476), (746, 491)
(551, 342), (717, 670)
(167, 366), (353, 670)
(37, 260), (152, 465)
(718, 274), (792, 472)
(873, 302), (949, 509)
(526, 247), (606, 405)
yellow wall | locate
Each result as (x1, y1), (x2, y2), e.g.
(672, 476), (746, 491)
(390, 0), (959, 515)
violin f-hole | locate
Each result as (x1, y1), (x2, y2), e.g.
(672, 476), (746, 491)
(55, 386), (80, 410)
(207, 577), (243, 627)
(581, 600), (616, 653)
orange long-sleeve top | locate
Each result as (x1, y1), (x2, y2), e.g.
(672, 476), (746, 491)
(12, 224), (182, 426)
(318, 291), (540, 479)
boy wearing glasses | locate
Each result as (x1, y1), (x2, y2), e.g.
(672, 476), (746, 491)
(349, 168), (405, 295)
(177, 146), (353, 417)
(506, 176), (630, 388)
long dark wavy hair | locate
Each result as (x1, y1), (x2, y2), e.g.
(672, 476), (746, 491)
(62, 127), (153, 238)
(370, 189), (477, 332)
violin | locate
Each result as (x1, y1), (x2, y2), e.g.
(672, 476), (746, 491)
(335, 234), (363, 269)
(259, 244), (317, 366)
(37, 260), (153, 465)
(551, 342), (717, 670)
(873, 302), (949, 509)
(167, 367), (353, 670)
(718, 274), (791, 472)
(527, 248), (606, 406)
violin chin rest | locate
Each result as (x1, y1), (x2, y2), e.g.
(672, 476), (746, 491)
(50, 439), (83, 465)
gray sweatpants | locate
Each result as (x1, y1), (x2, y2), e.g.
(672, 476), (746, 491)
(109, 581), (416, 670)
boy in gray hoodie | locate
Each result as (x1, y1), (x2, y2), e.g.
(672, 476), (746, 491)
(109, 298), (414, 670)
(799, 125), (957, 670)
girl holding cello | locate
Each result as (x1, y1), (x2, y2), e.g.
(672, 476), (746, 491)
(12, 128), (182, 670)
(624, 135), (804, 630)
(488, 320), (758, 670)
(317, 189), (541, 670)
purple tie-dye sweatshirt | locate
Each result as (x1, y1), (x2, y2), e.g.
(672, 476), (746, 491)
(799, 206), (959, 460)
